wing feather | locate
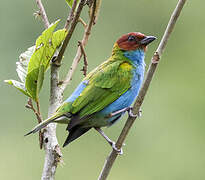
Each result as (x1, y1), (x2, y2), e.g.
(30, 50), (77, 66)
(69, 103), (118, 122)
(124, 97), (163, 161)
(70, 60), (133, 118)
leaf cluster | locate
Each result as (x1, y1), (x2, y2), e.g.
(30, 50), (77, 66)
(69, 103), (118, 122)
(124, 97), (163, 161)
(5, 20), (67, 101)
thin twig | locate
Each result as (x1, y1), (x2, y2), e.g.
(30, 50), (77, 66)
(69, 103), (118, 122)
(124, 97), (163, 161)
(36, 100), (44, 149)
(78, 41), (88, 76)
(78, 17), (87, 28)
(89, 0), (102, 24)
(26, 98), (44, 149)
(36, 100), (42, 120)
(26, 98), (42, 123)
(64, 0), (78, 30)
(61, 0), (100, 90)
(54, 0), (87, 66)
(35, 0), (49, 28)
(98, 0), (187, 179)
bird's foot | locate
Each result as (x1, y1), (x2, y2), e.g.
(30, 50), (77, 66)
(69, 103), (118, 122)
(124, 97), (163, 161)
(94, 127), (124, 155)
(128, 107), (142, 118)
(108, 107), (142, 118)
(109, 141), (123, 155)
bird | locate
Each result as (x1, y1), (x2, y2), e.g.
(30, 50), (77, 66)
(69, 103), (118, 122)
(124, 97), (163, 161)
(25, 32), (156, 153)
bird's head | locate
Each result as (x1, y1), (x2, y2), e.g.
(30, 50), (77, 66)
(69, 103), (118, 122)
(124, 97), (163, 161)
(116, 32), (156, 52)
(111, 32), (156, 65)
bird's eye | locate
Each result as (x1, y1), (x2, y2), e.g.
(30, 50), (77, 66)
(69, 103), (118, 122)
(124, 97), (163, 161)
(128, 35), (136, 42)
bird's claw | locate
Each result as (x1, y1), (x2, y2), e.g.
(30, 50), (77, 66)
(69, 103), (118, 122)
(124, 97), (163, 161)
(128, 107), (142, 118)
(110, 142), (123, 155)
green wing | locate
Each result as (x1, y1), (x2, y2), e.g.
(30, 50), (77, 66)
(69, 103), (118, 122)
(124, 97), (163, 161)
(70, 60), (133, 117)
(25, 60), (133, 135)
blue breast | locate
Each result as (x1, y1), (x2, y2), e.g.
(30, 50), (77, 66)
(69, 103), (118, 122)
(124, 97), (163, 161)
(100, 49), (145, 123)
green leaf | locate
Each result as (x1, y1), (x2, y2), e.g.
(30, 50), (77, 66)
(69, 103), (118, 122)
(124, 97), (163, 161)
(65, 0), (79, 8)
(36, 65), (45, 99)
(4, 80), (31, 97)
(52, 29), (67, 48)
(28, 20), (60, 75)
(16, 46), (35, 83)
(5, 20), (67, 101)
(25, 20), (61, 100)
(4, 46), (35, 98)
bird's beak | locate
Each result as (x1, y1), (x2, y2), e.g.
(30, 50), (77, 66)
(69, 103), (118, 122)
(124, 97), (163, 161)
(140, 36), (156, 46)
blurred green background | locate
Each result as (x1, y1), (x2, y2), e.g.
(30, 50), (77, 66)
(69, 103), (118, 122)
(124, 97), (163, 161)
(1, 0), (205, 179)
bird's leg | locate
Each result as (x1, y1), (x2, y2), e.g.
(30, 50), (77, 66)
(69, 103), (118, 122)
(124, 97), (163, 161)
(109, 107), (142, 118)
(94, 127), (123, 155)
(108, 107), (130, 117)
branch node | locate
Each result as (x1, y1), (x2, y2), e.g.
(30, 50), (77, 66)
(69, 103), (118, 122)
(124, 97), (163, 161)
(152, 52), (160, 64)
(52, 62), (62, 67)
(51, 56), (62, 67)
(35, 0), (50, 28)
(53, 145), (63, 166)
(39, 131), (44, 149)
(57, 80), (64, 86)
(25, 104), (32, 109)
(86, 0), (93, 7)
(33, 10), (41, 19)
(78, 17), (87, 28)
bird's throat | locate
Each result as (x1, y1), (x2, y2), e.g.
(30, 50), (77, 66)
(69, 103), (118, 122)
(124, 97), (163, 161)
(123, 49), (145, 67)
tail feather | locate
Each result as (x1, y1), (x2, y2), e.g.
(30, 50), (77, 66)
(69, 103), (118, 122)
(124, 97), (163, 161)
(63, 126), (91, 147)
(24, 114), (62, 136)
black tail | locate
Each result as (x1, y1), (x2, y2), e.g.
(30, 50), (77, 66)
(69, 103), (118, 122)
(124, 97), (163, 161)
(63, 126), (91, 147)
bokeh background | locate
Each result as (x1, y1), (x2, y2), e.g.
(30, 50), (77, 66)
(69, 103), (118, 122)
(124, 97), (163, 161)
(1, 0), (205, 179)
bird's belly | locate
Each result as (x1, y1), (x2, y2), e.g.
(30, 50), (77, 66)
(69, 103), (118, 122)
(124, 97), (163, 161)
(96, 79), (143, 126)
(102, 76), (142, 114)
(81, 86), (142, 128)
(82, 89), (140, 128)
(102, 90), (136, 114)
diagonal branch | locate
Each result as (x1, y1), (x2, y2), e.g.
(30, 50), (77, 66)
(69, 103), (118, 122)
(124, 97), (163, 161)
(26, 98), (42, 123)
(78, 41), (88, 76)
(98, 0), (187, 179)
(35, 0), (49, 28)
(54, 0), (87, 66)
(64, 0), (78, 30)
(61, 0), (101, 91)
(25, 98), (44, 149)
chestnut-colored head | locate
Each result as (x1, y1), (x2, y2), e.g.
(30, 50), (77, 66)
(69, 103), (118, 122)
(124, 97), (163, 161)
(116, 32), (156, 51)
